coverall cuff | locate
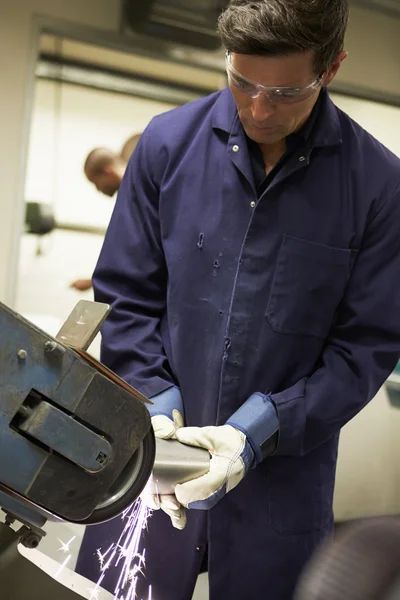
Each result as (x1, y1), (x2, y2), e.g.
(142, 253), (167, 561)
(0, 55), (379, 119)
(269, 378), (307, 456)
(138, 377), (174, 401)
(148, 385), (184, 419)
(225, 393), (279, 466)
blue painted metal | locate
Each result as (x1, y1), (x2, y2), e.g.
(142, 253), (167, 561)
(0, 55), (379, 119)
(0, 301), (152, 524)
(18, 399), (112, 472)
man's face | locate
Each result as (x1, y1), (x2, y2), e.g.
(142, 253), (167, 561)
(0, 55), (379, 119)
(86, 169), (120, 197)
(228, 50), (345, 146)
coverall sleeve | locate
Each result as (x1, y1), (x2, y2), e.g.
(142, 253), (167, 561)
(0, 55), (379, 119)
(273, 185), (400, 456)
(92, 123), (175, 400)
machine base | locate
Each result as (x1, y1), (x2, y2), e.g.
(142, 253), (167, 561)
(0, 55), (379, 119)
(0, 522), (83, 600)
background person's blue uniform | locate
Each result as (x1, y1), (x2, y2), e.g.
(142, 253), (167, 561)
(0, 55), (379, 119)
(76, 87), (400, 599)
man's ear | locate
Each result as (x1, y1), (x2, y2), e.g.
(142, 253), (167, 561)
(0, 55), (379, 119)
(323, 50), (348, 87)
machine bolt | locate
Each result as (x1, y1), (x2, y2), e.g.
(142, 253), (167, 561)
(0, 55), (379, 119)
(44, 340), (57, 353)
(44, 340), (65, 357)
(5, 514), (16, 527)
(21, 531), (41, 549)
(17, 349), (27, 360)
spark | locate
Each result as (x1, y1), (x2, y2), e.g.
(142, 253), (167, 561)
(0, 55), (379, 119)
(97, 544), (114, 571)
(127, 563), (145, 581)
(94, 498), (153, 599)
(57, 535), (76, 554)
(88, 587), (101, 600)
(54, 553), (71, 579)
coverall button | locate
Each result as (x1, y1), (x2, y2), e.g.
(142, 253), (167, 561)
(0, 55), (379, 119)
(299, 155), (306, 162)
(250, 201), (256, 208)
(232, 144), (240, 152)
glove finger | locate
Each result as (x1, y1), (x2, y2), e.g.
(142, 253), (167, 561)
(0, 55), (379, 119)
(175, 467), (223, 508)
(151, 415), (176, 439)
(169, 506), (187, 530)
(141, 492), (161, 510)
(171, 508), (187, 530)
(175, 426), (216, 450)
(160, 503), (187, 530)
(159, 494), (181, 511)
(140, 474), (164, 510)
(172, 409), (184, 431)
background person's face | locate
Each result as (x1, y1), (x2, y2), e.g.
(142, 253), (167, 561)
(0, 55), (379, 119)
(229, 51), (343, 146)
(87, 170), (120, 197)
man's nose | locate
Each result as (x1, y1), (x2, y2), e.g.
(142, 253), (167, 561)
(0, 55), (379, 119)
(250, 93), (277, 122)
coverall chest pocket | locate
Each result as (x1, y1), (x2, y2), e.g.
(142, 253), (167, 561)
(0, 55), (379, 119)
(266, 236), (352, 339)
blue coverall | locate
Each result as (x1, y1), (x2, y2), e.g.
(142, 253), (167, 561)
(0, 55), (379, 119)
(76, 87), (400, 599)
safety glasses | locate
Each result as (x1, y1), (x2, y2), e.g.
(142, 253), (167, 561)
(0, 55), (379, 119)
(225, 52), (325, 105)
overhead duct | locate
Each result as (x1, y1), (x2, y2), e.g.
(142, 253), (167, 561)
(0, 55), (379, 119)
(121, 0), (229, 50)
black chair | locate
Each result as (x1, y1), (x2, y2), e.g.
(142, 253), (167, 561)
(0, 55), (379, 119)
(295, 517), (400, 600)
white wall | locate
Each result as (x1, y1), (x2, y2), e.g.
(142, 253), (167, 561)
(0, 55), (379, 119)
(332, 92), (400, 153)
(18, 76), (176, 355)
(25, 79), (176, 228)
(0, 0), (122, 306)
(327, 91), (400, 519)
(340, 5), (400, 98)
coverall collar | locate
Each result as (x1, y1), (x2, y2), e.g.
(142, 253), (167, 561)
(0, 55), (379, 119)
(212, 86), (343, 149)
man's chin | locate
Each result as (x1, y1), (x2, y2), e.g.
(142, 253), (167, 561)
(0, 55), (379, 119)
(245, 124), (284, 145)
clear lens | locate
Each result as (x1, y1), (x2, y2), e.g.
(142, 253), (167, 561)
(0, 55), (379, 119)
(226, 56), (322, 105)
(268, 87), (318, 104)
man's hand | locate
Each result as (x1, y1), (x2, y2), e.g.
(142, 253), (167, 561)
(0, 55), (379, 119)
(174, 425), (255, 510)
(70, 279), (93, 291)
(151, 410), (183, 440)
(141, 387), (187, 529)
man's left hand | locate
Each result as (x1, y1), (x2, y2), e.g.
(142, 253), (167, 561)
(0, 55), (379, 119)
(174, 425), (255, 510)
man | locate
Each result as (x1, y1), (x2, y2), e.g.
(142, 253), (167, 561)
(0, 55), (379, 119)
(76, 1), (400, 599)
(84, 147), (127, 198)
(71, 139), (141, 291)
(70, 148), (127, 291)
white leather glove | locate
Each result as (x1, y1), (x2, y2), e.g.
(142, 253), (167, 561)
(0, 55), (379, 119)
(174, 392), (279, 510)
(141, 387), (187, 529)
(174, 425), (255, 510)
(151, 410), (183, 440)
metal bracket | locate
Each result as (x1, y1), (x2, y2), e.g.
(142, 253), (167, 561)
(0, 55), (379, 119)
(55, 300), (111, 351)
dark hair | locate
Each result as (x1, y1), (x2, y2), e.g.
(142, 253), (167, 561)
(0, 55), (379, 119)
(217, 0), (349, 73)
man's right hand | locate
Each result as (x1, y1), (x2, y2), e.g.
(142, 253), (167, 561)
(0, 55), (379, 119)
(151, 410), (184, 440)
(70, 278), (93, 291)
(141, 388), (187, 529)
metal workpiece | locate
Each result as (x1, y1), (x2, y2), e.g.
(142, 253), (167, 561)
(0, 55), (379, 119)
(150, 439), (210, 495)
